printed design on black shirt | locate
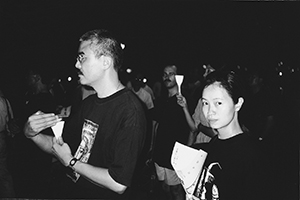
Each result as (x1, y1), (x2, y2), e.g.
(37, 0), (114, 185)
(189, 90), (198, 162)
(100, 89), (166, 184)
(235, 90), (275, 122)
(192, 162), (222, 200)
(67, 119), (99, 182)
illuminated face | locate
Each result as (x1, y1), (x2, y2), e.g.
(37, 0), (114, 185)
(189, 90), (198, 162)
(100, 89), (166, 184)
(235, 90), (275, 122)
(75, 40), (104, 87)
(202, 82), (237, 131)
(162, 66), (177, 89)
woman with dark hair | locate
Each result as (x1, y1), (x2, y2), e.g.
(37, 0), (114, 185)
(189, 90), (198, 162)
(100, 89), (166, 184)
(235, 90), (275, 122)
(190, 70), (272, 200)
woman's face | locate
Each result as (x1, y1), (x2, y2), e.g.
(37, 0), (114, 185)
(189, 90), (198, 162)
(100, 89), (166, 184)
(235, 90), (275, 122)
(202, 82), (238, 131)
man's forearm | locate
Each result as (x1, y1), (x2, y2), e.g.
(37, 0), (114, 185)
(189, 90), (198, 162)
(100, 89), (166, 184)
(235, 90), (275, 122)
(30, 133), (54, 154)
(72, 161), (127, 194)
(183, 107), (197, 132)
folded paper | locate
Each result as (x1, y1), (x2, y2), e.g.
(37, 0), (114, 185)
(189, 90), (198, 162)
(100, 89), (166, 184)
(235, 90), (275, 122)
(171, 142), (207, 199)
(51, 121), (65, 139)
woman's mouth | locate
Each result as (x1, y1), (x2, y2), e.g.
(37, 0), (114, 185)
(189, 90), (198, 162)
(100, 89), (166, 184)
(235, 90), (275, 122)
(208, 119), (218, 124)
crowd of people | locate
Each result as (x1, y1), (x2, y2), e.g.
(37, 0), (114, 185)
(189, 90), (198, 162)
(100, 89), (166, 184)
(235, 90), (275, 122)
(0, 29), (299, 199)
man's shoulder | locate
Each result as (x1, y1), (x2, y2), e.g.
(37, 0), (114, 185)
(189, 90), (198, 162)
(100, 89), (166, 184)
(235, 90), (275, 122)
(116, 89), (146, 110)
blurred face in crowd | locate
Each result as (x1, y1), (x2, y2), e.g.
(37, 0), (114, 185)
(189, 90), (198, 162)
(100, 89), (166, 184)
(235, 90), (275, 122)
(26, 73), (36, 87)
(75, 40), (105, 87)
(26, 72), (41, 89)
(202, 82), (242, 135)
(162, 66), (177, 89)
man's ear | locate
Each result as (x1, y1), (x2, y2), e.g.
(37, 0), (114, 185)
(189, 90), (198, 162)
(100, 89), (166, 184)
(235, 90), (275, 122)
(235, 97), (244, 112)
(102, 56), (112, 69)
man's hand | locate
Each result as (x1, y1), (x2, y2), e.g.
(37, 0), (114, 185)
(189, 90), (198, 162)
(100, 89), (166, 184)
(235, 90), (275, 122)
(176, 94), (188, 109)
(24, 111), (61, 138)
(52, 137), (73, 166)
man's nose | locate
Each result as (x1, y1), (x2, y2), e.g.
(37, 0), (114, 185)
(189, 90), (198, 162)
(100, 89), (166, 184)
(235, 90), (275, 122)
(75, 61), (81, 69)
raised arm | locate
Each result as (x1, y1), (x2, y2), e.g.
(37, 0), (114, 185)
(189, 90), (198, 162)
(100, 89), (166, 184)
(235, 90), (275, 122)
(176, 94), (197, 132)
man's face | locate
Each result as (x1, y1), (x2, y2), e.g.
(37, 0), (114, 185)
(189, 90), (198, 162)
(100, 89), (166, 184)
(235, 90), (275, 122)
(26, 73), (39, 88)
(75, 40), (104, 87)
(162, 66), (177, 89)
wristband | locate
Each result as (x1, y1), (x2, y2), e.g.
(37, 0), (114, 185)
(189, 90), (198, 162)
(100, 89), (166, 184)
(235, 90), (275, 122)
(69, 157), (78, 170)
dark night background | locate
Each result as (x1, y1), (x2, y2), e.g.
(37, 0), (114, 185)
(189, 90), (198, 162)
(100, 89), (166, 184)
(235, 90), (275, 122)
(0, 1), (299, 199)
(1, 1), (300, 96)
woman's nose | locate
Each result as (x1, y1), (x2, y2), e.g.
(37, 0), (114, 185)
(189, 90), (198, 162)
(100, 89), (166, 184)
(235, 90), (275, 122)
(207, 104), (216, 116)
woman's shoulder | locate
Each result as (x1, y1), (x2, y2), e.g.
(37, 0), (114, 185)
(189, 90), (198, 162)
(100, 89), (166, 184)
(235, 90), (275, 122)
(191, 142), (210, 153)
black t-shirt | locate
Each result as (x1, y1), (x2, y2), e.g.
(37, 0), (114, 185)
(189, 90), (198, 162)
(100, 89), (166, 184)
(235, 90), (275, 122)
(60, 88), (147, 199)
(152, 95), (190, 169)
(192, 133), (271, 200)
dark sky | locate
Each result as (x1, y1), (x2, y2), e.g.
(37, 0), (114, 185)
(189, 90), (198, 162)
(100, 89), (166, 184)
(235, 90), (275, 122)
(1, 1), (300, 91)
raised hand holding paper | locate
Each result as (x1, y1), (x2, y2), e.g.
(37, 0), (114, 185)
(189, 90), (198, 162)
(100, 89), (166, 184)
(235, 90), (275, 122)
(51, 121), (65, 139)
(175, 75), (184, 95)
(171, 142), (207, 199)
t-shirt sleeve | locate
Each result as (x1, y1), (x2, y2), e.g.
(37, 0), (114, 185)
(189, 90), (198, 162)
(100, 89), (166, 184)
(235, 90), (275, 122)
(108, 105), (146, 186)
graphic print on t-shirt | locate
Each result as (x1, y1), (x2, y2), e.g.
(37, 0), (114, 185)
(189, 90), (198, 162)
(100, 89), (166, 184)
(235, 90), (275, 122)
(192, 162), (222, 200)
(67, 119), (99, 182)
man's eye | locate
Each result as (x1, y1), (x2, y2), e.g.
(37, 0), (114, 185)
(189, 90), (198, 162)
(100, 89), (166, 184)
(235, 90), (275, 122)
(77, 55), (86, 63)
(79, 57), (86, 62)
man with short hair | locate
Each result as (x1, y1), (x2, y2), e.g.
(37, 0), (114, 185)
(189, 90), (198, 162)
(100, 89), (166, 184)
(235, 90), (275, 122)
(152, 65), (195, 200)
(24, 29), (146, 199)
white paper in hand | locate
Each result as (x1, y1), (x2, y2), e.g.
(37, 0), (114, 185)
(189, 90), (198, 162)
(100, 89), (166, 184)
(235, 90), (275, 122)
(171, 142), (207, 198)
(175, 75), (184, 95)
(51, 121), (65, 139)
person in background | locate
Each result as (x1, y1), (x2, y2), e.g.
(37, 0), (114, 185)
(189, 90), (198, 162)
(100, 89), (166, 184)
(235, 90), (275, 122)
(152, 79), (163, 101)
(24, 29), (146, 199)
(23, 68), (58, 121)
(136, 73), (155, 101)
(151, 65), (195, 200)
(0, 89), (15, 198)
(12, 68), (57, 198)
(191, 69), (272, 200)
(130, 73), (154, 110)
(243, 70), (275, 141)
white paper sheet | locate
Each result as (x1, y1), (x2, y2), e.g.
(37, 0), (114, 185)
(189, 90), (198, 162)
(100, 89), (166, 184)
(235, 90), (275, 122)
(171, 142), (207, 198)
(51, 121), (65, 139)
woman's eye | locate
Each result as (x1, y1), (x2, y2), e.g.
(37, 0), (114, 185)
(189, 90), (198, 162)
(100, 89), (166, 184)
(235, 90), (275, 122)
(202, 101), (208, 106)
(216, 102), (222, 106)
